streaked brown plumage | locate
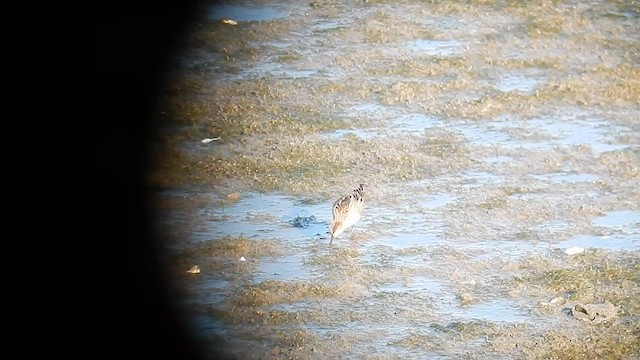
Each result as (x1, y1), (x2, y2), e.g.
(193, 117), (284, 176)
(330, 184), (365, 243)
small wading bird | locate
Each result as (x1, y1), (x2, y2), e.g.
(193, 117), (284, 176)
(330, 184), (365, 244)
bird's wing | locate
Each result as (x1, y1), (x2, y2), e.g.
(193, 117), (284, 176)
(332, 194), (355, 219)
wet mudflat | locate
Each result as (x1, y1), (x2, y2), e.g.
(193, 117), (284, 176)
(150, 0), (639, 358)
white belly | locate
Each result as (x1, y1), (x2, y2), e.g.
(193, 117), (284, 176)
(342, 209), (361, 229)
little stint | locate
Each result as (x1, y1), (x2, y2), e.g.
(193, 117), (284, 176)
(330, 184), (365, 243)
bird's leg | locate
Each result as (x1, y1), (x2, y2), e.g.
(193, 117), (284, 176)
(349, 225), (355, 238)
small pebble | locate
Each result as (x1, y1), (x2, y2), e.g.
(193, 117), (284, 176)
(458, 292), (475, 305)
(187, 265), (200, 274)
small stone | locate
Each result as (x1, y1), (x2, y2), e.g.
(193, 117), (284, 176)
(226, 192), (241, 202)
(458, 292), (475, 305)
(187, 265), (200, 274)
(291, 215), (316, 228)
(239, 256), (247, 262)
(222, 19), (237, 25)
(567, 301), (617, 323)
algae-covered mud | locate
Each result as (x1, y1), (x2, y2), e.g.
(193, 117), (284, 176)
(150, 0), (640, 358)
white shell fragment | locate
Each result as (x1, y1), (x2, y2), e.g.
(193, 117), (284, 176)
(550, 297), (564, 304)
(187, 265), (201, 274)
(565, 247), (585, 255)
(202, 137), (221, 144)
(239, 256), (247, 262)
(222, 19), (238, 25)
(541, 297), (565, 306)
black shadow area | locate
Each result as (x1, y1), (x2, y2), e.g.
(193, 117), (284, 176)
(85, 0), (228, 359)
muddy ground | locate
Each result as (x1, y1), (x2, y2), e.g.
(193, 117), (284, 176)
(149, 0), (639, 358)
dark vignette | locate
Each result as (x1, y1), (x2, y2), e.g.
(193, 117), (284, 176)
(91, 0), (218, 359)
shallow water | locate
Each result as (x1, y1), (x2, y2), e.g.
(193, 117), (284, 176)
(156, 0), (640, 358)
(411, 39), (463, 56)
(198, 193), (328, 241)
(557, 210), (640, 251)
(558, 234), (639, 251)
(495, 74), (542, 94)
(209, 4), (285, 22)
(526, 114), (631, 154)
(450, 299), (530, 323)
